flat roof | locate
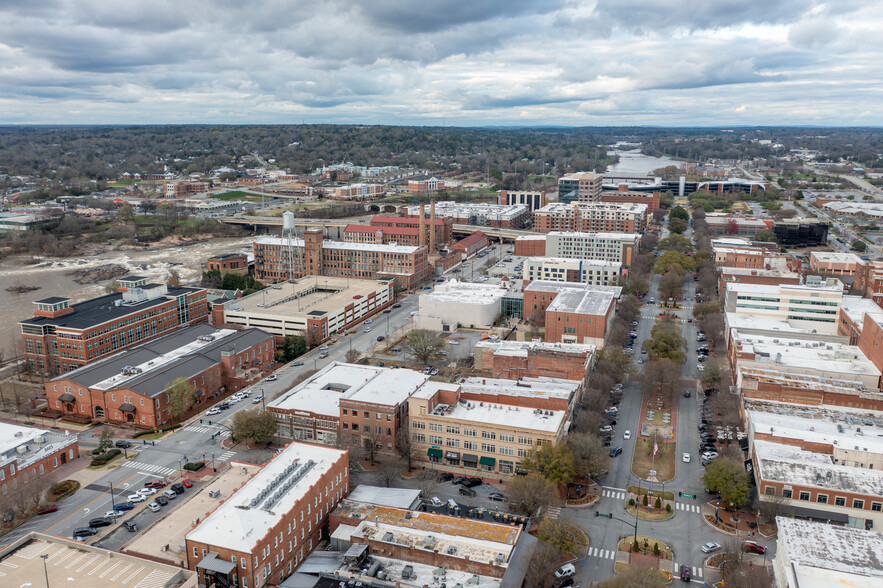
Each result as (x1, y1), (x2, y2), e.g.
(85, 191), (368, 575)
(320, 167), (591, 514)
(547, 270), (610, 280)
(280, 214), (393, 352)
(725, 312), (813, 334)
(547, 288), (616, 316)
(474, 339), (595, 358)
(726, 279), (844, 295)
(459, 375), (581, 400)
(547, 230), (641, 241)
(268, 362), (429, 416)
(222, 276), (389, 318)
(186, 442), (346, 553)
(58, 324), (272, 398)
(777, 517), (883, 579)
(754, 440), (883, 496)
(839, 295), (883, 328)
(370, 215), (447, 227)
(534, 201), (647, 214)
(524, 280), (622, 297)
(733, 331), (879, 378)
(440, 398), (565, 433)
(525, 256), (621, 268)
(811, 251), (864, 263)
(0, 422), (46, 458)
(20, 285), (203, 330)
(255, 235), (421, 254)
(0, 533), (196, 588)
(345, 485), (421, 509)
(421, 280), (510, 305)
(405, 201), (528, 219)
(749, 410), (883, 455)
(344, 224), (419, 236)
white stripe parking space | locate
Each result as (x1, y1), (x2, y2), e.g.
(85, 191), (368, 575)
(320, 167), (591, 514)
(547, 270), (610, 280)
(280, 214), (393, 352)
(121, 461), (176, 476)
(588, 547), (616, 560)
(673, 563), (703, 578)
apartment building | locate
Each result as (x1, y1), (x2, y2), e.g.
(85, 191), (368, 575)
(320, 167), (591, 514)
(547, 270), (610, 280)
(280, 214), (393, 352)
(523, 257), (622, 286)
(185, 442), (348, 588)
(369, 214), (453, 248)
(532, 201), (648, 233)
(342, 224), (421, 247)
(332, 183), (384, 200)
(407, 176), (446, 193)
(213, 277), (393, 343)
(558, 172), (602, 203)
(408, 381), (569, 477)
(498, 189), (546, 212)
(0, 423), (80, 498)
(253, 230), (430, 290)
(517, 231), (640, 267)
(402, 201), (530, 229)
(20, 276), (208, 376)
(599, 188), (661, 213)
(164, 181), (209, 198)
(47, 324), (275, 428)
(724, 276), (844, 335)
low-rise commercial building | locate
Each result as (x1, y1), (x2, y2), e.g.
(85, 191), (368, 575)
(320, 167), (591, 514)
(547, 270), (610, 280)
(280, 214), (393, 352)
(253, 230), (430, 290)
(810, 251), (865, 277)
(523, 256), (622, 286)
(46, 324), (275, 428)
(514, 231), (640, 267)
(473, 340), (594, 382)
(185, 442), (349, 588)
(206, 252), (250, 276)
(719, 267), (802, 294)
(532, 201), (647, 234)
(450, 230), (489, 257)
(724, 276), (844, 335)
(774, 518), (883, 588)
(415, 280), (510, 331)
(213, 276), (393, 343)
(0, 423), (79, 497)
(705, 214), (771, 236)
(837, 295), (883, 345)
(20, 276), (208, 376)
(403, 201), (530, 229)
(523, 281), (620, 347)
(458, 375), (582, 413)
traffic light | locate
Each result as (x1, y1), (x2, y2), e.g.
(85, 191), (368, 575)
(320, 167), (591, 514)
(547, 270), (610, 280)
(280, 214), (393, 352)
(594, 511), (599, 517)
(608, 513), (612, 519)
(679, 490), (682, 497)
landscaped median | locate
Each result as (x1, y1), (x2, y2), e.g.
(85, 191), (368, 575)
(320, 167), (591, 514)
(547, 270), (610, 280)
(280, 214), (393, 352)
(614, 535), (673, 583)
(624, 485), (674, 521)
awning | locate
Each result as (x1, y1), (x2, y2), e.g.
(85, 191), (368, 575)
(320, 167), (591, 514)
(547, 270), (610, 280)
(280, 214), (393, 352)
(479, 456), (496, 467)
(197, 552), (236, 575)
(791, 505), (849, 523)
(462, 454), (478, 463)
(445, 451), (460, 460)
(119, 403), (136, 412)
(427, 448), (443, 458)
(58, 393), (75, 402)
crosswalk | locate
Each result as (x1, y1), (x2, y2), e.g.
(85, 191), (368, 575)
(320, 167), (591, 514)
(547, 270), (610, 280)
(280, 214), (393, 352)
(215, 450), (236, 462)
(602, 489), (627, 500)
(545, 506), (562, 520)
(675, 502), (701, 513)
(674, 563), (703, 578)
(587, 547), (615, 560)
(183, 425), (215, 433)
(121, 461), (176, 476)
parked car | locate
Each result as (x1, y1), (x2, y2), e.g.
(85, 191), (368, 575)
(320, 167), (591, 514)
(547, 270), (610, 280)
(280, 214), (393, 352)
(115, 440), (133, 449)
(701, 542), (721, 553)
(127, 494), (146, 503)
(430, 496), (443, 507)
(137, 487), (157, 496)
(123, 520), (138, 532)
(156, 496), (169, 506)
(599, 425), (613, 433)
(377, 336), (385, 341)
(437, 472), (454, 482)
(144, 480), (167, 489)
(171, 483), (186, 493)
(393, 303), (402, 308)
(462, 478), (482, 488)
(683, 389), (691, 397)
(73, 527), (97, 539)
(555, 564), (576, 578)
(253, 395), (264, 404)
(742, 541), (766, 555)
(89, 517), (113, 528)
(147, 502), (161, 512)
(206, 407), (222, 416)
(37, 505), (58, 515)
(609, 446), (623, 458)
(458, 486), (477, 497)
(266, 374), (277, 381)
(452, 477), (467, 485)
(181, 479), (193, 488)
(488, 492), (505, 501)
(162, 490), (177, 500)
(104, 510), (123, 519)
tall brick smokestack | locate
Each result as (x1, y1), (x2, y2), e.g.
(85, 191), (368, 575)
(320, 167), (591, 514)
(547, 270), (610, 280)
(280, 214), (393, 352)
(418, 203), (426, 247)
(429, 200), (436, 251)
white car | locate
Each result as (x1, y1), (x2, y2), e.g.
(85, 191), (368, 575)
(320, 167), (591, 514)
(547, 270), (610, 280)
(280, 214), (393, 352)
(147, 502), (161, 512)
(701, 542), (721, 553)
(448, 340), (459, 345)
(365, 327), (371, 332)
(697, 364), (706, 372)
(599, 425), (613, 433)
(683, 453), (691, 463)
(555, 564), (576, 578)
(702, 451), (719, 460)
(253, 395), (264, 404)
(365, 319), (373, 324)
(127, 494), (147, 503)
(105, 510), (123, 519)
(623, 430), (631, 440)
(265, 374), (277, 381)
(206, 407), (221, 416)
(137, 487), (157, 496)
(228, 396), (242, 404)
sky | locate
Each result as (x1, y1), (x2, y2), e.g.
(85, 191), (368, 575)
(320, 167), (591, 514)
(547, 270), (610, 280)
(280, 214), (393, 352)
(0, 0), (881, 126)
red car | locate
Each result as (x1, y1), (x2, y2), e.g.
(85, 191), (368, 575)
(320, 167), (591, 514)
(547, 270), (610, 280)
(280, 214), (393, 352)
(742, 541), (766, 555)
(144, 480), (168, 489)
(181, 479), (193, 488)
(37, 505), (58, 515)
(680, 565), (692, 582)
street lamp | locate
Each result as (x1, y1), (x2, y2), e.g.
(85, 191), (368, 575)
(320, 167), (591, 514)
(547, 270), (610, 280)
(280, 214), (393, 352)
(109, 481), (115, 510)
(41, 553), (50, 588)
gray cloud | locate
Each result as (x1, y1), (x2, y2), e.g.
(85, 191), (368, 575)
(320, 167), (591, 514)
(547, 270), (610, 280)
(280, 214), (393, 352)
(0, 0), (879, 125)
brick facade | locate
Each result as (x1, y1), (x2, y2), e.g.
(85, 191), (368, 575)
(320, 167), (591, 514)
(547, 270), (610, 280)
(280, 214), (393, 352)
(599, 189), (661, 213)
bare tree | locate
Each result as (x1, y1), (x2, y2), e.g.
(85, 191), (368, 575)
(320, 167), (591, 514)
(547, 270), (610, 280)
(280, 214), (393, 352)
(360, 425), (382, 466)
(523, 539), (562, 588)
(596, 566), (668, 588)
(403, 330), (446, 364)
(755, 492), (793, 525)
(567, 433), (610, 480)
(508, 473), (560, 518)
(345, 348), (361, 363)
(395, 420), (419, 473)
(376, 462), (399, 488)
(414, 469), (440, 499)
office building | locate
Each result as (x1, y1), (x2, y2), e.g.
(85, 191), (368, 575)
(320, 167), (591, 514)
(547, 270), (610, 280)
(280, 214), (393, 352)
(532, 201), (647, 234)
(473, 339), (594, 382)
(599, 188), (661, 213)
(370, 213), (453, 248)
(772, 218), (830, 247)
(498, 189), (546, 212)
(724, 276), (844, 335)
(416, 280), (510, 331)
(20, 276), (208, 376)
(514, 231), (640, 267)
(0, 423), (79, 495)
(704, 214), (771, 236)
(522, 257), (622, 286)
(558, 172), (602, 203)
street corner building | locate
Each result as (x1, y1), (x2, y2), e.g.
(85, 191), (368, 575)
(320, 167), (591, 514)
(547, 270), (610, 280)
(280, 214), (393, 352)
(0, 422), (80, 497)
(185, 442), (349, 588)
(45, 324), (275, 428)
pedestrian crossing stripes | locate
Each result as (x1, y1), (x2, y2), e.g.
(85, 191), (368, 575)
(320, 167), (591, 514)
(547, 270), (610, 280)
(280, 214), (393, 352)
(674, 564), (703, 578)
(588, 547), (615, 560)
(183, 425), (215, 433)
(121, 461), (176, 476)
(602, 489), (627, 500)
(216, 451), (236, 462)
(675, 502), (701, 513)
(545, 507), (562, 520)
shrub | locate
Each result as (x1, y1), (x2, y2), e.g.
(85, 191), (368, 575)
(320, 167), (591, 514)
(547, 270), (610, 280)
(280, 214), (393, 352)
(653, 543), (660, 556)
(89, 449), (121, 465)
(642, 494), (649, 507)
(628, 498), (635, 507)
(632, 540), (639, 552)
(91, 448), (103, 455)
(655, 497), (662, 509)
(666, 503), (672, 513)
(183, 461), (205, 472)
(49, 480), (80, 502)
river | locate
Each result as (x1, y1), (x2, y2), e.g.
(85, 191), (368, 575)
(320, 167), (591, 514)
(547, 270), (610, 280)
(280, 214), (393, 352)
(607, 148), (678, 176)
(0, 236), (256, 359)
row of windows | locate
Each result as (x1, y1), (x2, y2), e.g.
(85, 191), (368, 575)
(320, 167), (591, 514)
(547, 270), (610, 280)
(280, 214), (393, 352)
(768, 486), (882, 511)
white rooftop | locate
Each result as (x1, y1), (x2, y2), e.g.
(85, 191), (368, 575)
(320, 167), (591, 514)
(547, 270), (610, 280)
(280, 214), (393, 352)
(777, 517), (883, 581)
(547, 230), (641, 241)
(839, 295), (883, 328)
(748, 410), (883, 456)
(185, 442), (346, 553)
(754, 440), (883, 496)
(725, 312), (814, 334)
(525, 256), (621, 268)
(547, 288), (617, 316)
(345, 485), (421, 509)
(91, 328), (237, 390)
(441, 398), (566, 433)
(0, 422), (46, 458)
(459, 375), (580, 401)
(727, 279), (844, 295)
(811, 251), (864, 264)
(733, 331), (879, 378)
(421, 280), (510, 305)
(405, 201), (528, 220)
(367, 556), (501, 588)
(268, 362), (429, 415)
(474, 339), (595, 358)
(524, 280), (623, 299)
(255, 235), (420, 254)
(515, 234), (546, 241)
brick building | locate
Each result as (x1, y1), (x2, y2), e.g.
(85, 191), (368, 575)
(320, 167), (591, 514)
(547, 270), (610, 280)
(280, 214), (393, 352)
(185, 442), (348, 588)
(514, 231), (640, 268)
(521, 281), (620, 347)
(450, 231), (489, 257)
(332, 183), (385, 200)
(0, 423), (80, 498)
(268, 363), (428, 455)
(498, 190), (546, 212)
(473, 339), (594, 381)
(532, 201), (648, 233)
(558, 172), (602, 203)
(20, 276), (208, 376)
(599, 188), (661, 213)
(343, 224), (421, 247)
(206, 253), (249, 276)
(512, 235), (546, 257)
(403, 201), (530, 229)
(407, 176), (446, 193)
(369, 213), (453, 249)
(46, 324), (275, 428)
(163, 181), (209, 198)
(810, 251), (865, 277)
(253, 231), (430, 290)
(705, 214), (772, 236)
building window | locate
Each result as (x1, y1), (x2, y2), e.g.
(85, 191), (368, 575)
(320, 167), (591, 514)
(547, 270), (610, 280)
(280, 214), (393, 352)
(782, 489), (792, 499)
(853, 499), (865, 509)
(764, 486), (775, 496)
(835, 497), (846, 506)
(872, 502), (882, 512)
(816, 494), (827, 504)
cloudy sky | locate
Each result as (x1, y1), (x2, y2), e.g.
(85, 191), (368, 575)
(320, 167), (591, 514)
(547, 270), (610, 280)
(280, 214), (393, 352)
(0, 0), (880, 126)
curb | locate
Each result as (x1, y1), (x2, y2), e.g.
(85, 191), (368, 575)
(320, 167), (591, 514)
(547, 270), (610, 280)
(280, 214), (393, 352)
(564, 494), (601, 509)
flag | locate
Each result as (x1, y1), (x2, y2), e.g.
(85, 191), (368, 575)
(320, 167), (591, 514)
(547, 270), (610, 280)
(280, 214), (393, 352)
(653, 438), (658, 457)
